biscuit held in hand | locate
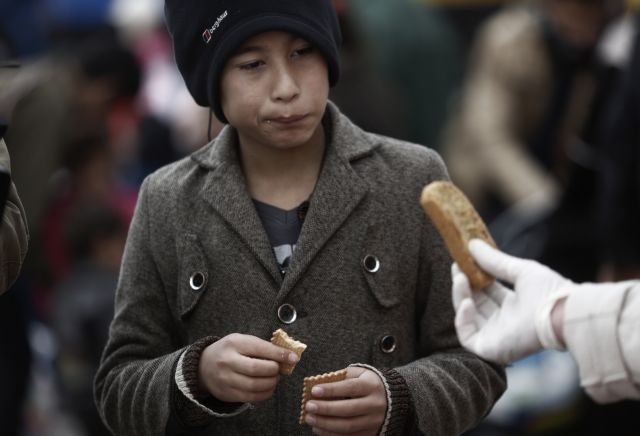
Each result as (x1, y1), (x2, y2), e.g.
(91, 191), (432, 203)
(270, 329), (307, 375)
(299, 369), (347, 425)
(421, 181), (496, 289)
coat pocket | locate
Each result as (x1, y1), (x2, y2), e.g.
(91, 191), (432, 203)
(176, 233), (209, 319)
(360, 225), (402, 309)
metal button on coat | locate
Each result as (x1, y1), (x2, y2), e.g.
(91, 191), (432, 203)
(380, 335), (396, 354)
(189, 272), (205, 291)
(362, 254), (380, 273)
(277, 304), (297, 324)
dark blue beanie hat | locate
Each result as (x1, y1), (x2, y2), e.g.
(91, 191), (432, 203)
(164, 0), (342, 123)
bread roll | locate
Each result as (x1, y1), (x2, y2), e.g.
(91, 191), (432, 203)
(420, 181), (496, 289)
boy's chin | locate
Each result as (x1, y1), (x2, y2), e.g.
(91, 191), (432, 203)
(269, 136), (315, 151)
(268, 128), (319, 148)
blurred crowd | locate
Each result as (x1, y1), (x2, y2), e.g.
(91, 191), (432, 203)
(0, 0), (638, 435)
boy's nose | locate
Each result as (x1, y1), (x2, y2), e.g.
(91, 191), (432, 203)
(271, 66), (300, 102)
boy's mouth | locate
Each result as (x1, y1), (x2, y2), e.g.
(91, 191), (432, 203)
(269, 114), (308, 125)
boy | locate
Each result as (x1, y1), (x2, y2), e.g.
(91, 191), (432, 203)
(94, 1), (506, 435)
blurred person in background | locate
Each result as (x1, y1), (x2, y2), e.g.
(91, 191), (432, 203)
(327, 0), (412, 141)
(443, 0), (623, 282)
(40, 134), (135, 311)
(0, 8), (38, 434)
(0, 9), (38, 430)
(0, 0), (41, 295)
(2, 31), (141, 238)
(0, 34), (141, 325)
(0, 95), (29, 296)
(24, 133), (130, 434)
(341, 0), (463, 149)
(597, 11), (640, 282)
(0, 81), (30, 436)
(52, 203), (126, 436)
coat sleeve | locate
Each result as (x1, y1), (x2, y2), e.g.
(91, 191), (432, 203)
(563, 280), (640, 403)
(94, 176), (186, 435)
(0, 138), (28, 295)
(393, 152), (507, 435)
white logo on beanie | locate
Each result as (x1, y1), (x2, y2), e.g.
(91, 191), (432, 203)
(202, 10), (228, 44)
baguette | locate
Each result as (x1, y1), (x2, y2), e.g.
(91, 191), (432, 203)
(420, 181), (496, 289)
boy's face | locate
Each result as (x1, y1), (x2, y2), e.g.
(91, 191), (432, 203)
(219, 31), (330, 150)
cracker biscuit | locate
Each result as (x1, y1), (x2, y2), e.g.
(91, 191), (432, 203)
(270, 329), (307, 375)
(299, 369), (348, 425)
(420, 181), (496, 289)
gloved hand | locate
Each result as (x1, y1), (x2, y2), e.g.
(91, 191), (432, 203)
(452, 239), (575, 364)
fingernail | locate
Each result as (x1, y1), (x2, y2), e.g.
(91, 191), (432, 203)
(306, 401), (318, 413)
(305, 414), (316, 426)
(288, 353), (299, 363)
(311, 386), (323, 397)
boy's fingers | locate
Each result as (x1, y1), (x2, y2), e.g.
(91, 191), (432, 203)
(234, 355), (281, 377)
(234, 335), (299, 364)
(311, 378), (366, 399)
(306, 398), (370, 417)
(226, 371), (279, 392)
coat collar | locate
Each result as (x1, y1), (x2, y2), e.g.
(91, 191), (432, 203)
(190, 102), (377, 294)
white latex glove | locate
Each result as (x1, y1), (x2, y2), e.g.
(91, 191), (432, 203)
(452, 239), (575, 364)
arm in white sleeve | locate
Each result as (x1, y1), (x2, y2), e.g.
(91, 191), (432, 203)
(563, 280), (640, 403)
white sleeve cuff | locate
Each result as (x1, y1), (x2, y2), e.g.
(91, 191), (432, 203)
(564, 281), (640, 403)
(535, 288), (572, 350)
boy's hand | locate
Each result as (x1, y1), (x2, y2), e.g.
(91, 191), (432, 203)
(198, 333), (299, 403)
(304, 366), (387, 435)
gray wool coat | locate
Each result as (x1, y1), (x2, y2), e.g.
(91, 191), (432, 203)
(94, 102), (505, 435)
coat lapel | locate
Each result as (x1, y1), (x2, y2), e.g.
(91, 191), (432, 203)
(190, 103), (378, 296)
(192, 128), (282, 285)
(278, 104), (375, 298)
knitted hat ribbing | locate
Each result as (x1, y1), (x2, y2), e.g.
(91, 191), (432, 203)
(164, 0), (342, 123)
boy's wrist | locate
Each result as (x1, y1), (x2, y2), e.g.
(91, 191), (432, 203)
(176, 336), (219, 403)
(379, 367), (414, 435)
(349, 364), (414, 436)
(172, 335), (250, 427)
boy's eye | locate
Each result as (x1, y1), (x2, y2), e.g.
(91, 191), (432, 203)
(238, 60), (264, 71)
(291, 46), (315, 58)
